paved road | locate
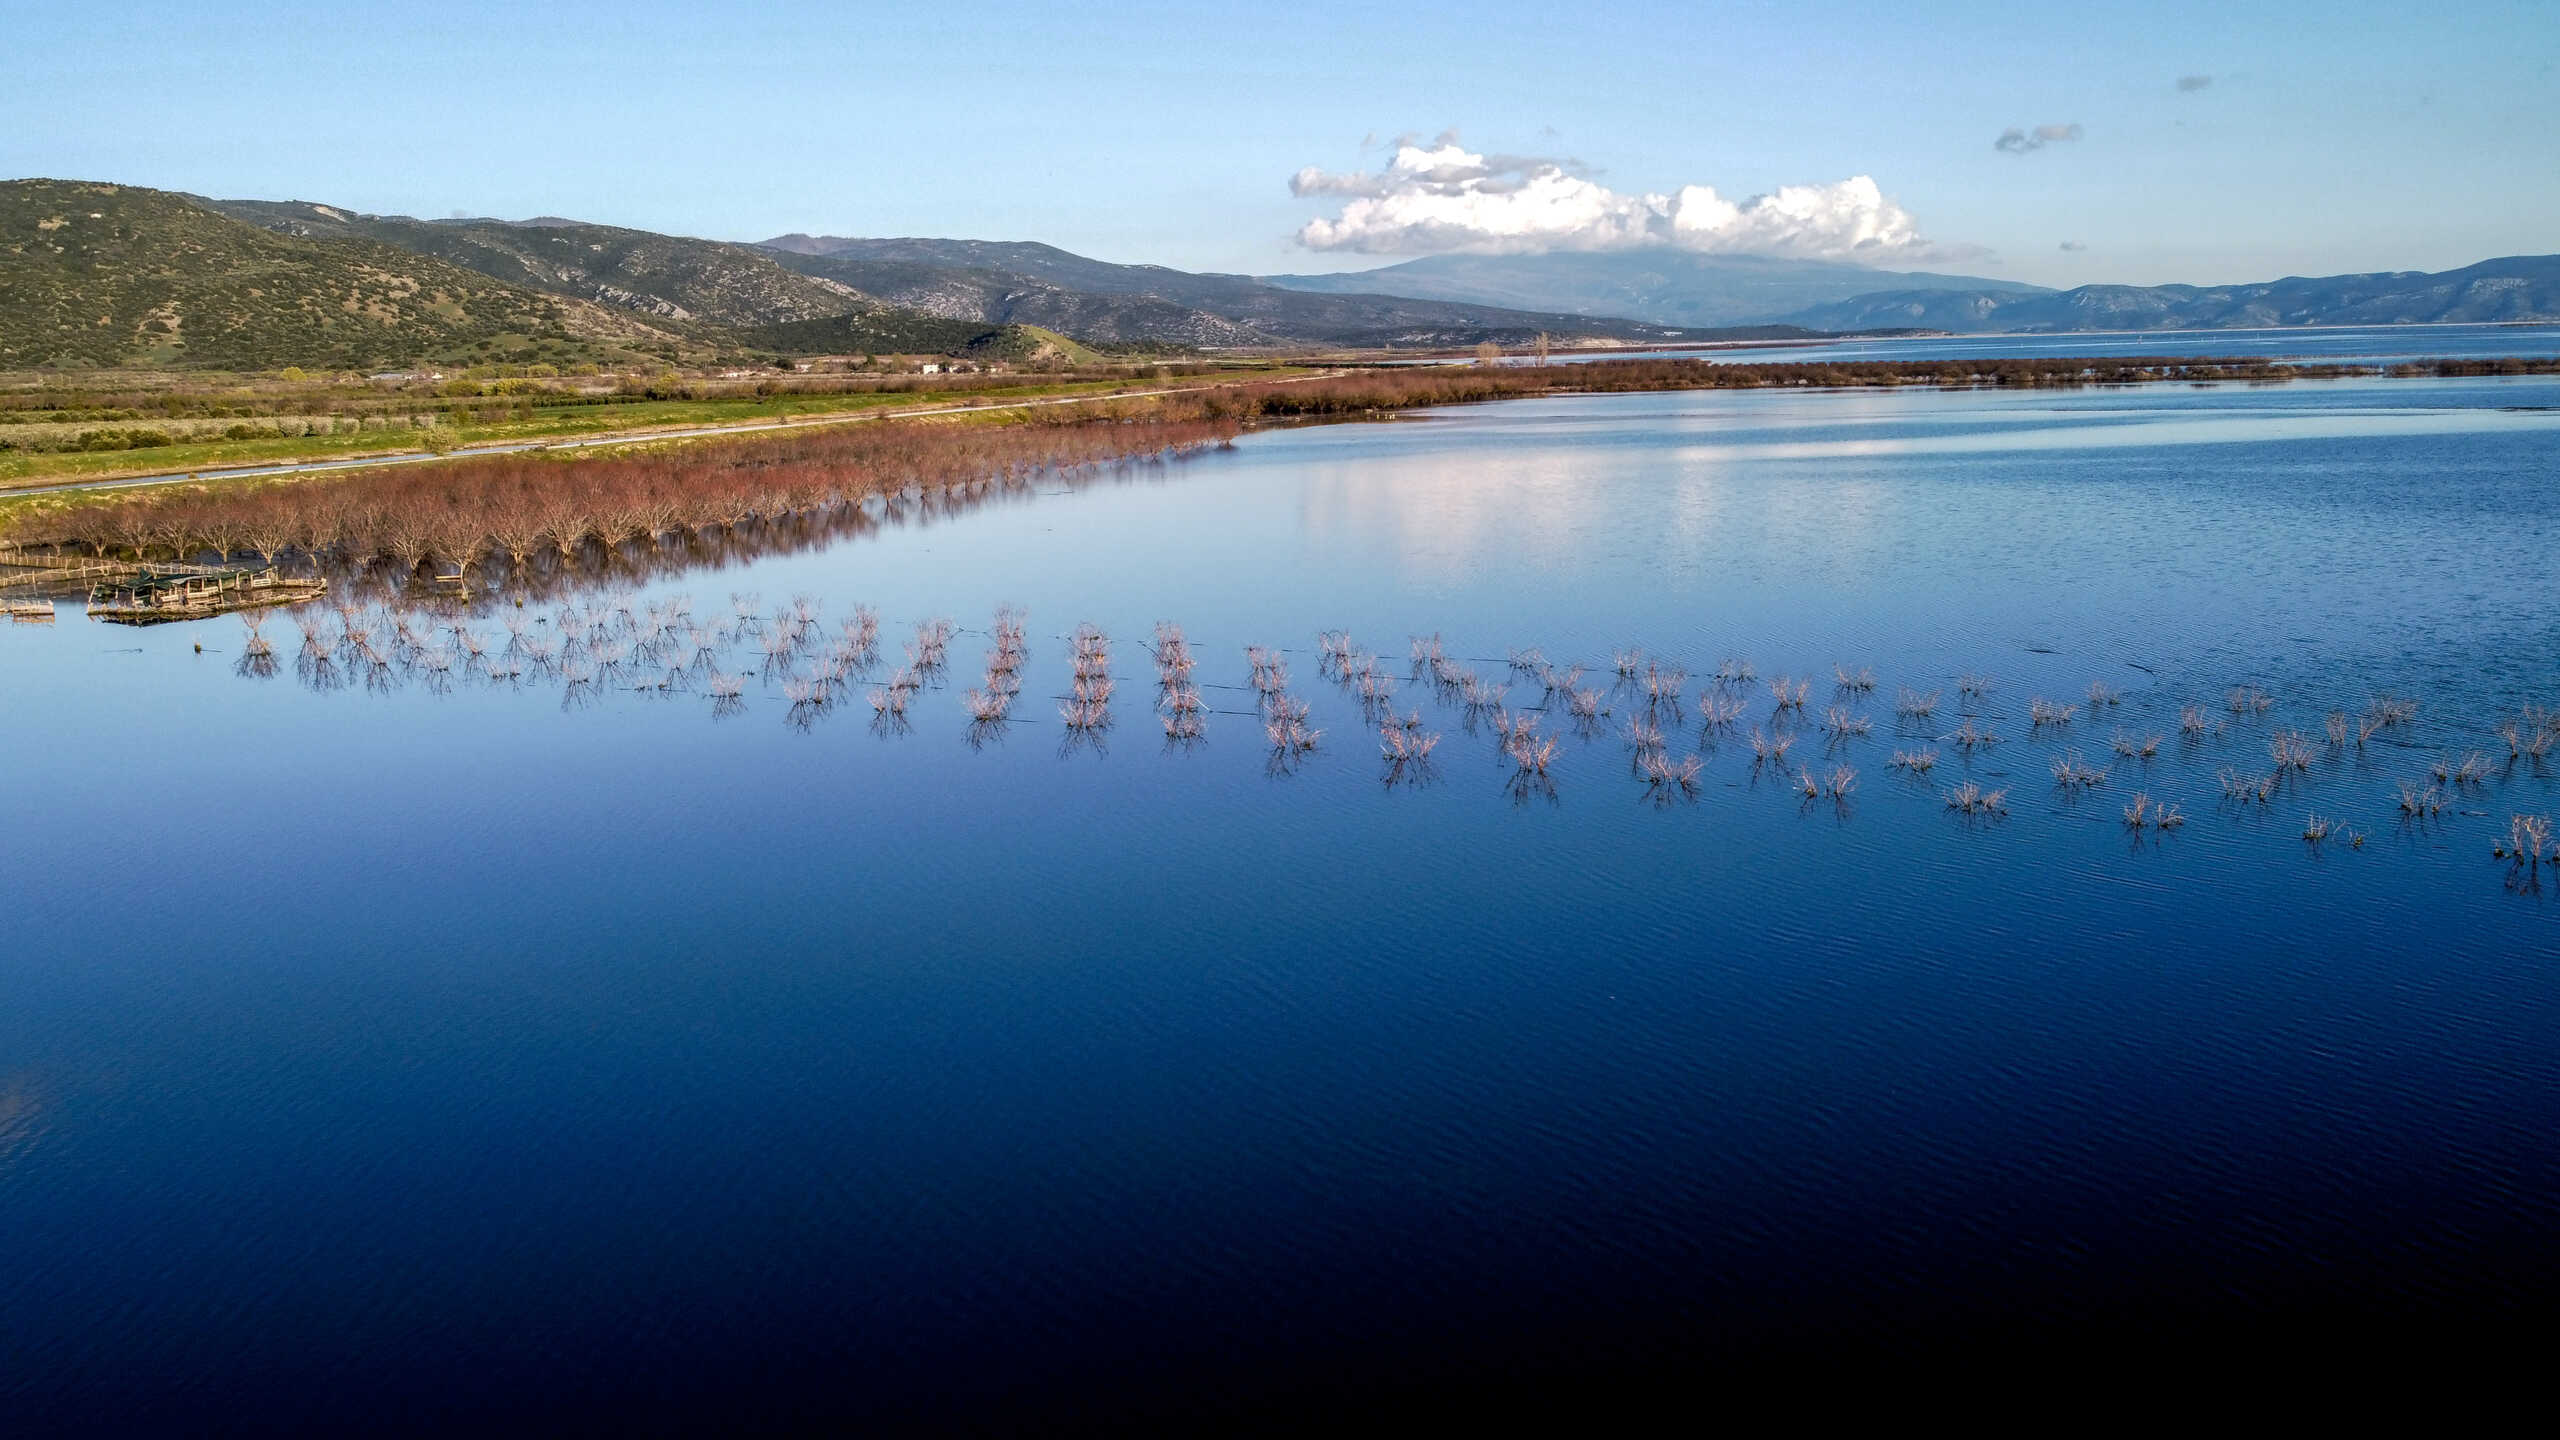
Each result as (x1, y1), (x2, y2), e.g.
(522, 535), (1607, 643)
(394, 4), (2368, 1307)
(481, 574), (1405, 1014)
(2, 372), (1348, 500)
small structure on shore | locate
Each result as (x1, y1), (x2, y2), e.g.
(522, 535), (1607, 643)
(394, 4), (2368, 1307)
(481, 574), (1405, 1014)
(86, 564), (326, 625)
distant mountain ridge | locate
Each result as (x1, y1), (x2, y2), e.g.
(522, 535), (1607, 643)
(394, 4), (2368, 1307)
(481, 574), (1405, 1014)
(0, 180), (1102, 369)
(1260, 251), (2051, 329)
(208, 200), (1068, 361)
(210, 200), (861, 330)
(0, 179), (688, 369)
(758, 235), (1785, 348)
(21, 176), (2544, 371)
(1777, 256), (2560, 333)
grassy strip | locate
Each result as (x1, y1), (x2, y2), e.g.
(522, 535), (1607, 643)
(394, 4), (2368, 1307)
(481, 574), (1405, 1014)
(0, 369), (1297, 488)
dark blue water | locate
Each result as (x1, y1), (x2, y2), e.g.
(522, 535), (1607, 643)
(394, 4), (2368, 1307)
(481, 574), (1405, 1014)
(1497, 321), (2560, 367)
(5, 373), (2558, 1429)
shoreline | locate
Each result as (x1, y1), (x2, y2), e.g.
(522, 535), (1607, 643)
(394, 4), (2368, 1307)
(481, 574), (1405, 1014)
(11, 354), (2558, 510)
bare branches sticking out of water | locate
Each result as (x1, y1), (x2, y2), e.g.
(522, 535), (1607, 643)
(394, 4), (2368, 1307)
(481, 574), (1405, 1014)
(2431, 751), (2493, 786)
(1247, 644), (1290, 698)
(2497, 706), (2558, 759)
(1641, 661), (1687, 718)
(2268, 730), (2318, 772)
(2397, 781), (2447, 817)
(2051, 751), (2109, 789)
(1748, 728), (1795, 766)
(1377, 724), (1438, 787)
(1943, 781), (2009, 817)
(2217, 767), (2278, 804)
(1820, 706), (1872, 739)
(1505, 720), (1558, 779)
(2498, 814), (2555, 866)
(1622, 717), (1667, 762)
(2121, 793), (2185, 832)
(1638, 749), (1704, 800)
(1409, 633), (1445, 681)
(2111, 730), (2162, 760)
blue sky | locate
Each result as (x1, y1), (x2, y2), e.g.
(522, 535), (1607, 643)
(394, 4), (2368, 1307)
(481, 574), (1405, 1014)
(7, 0), (2554, 286)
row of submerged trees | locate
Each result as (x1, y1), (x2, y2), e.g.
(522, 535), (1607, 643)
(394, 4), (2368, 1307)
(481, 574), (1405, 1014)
(9, 410), (1246, 583)
(14, 355), (2553, 585)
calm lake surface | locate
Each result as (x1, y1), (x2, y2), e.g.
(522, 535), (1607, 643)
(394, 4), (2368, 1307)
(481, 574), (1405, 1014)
(6, 370), (2559, 1427)
(1519, 321), (2560, 367)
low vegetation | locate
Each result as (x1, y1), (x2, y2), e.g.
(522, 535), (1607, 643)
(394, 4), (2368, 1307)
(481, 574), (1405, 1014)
(0, 360), (1287, 485)
(5, 407), (1242, 581)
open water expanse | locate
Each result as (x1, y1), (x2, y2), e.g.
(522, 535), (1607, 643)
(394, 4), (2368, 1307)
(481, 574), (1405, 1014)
(5, 369), (2559, 1428)
(1523, 320), (2560, 367)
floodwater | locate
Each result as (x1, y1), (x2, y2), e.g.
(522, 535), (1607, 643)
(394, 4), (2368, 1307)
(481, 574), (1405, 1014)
(5, 370), (2559, 1428)
(1506, 320), (2560, 367)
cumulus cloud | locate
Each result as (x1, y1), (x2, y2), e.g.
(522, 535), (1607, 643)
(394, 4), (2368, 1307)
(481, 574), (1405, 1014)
(2177, 74), (2213, 92)
(1994, 123), (2084, 155)
(1288, 141), (1931, 260)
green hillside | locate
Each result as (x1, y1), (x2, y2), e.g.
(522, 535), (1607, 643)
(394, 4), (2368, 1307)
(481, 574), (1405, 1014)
(209, 201), (863, 331)
(0, 179), (689, 370)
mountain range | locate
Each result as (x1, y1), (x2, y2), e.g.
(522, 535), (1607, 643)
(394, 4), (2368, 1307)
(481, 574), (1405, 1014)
(1772, 255), (2560, 333)
(1262, 251), (2050, 329)
(1, 178), (1780, 370)
(2, 180), (685, 371)
(1265, 250), (2560, 334)
(6, 176), (2554, 372)
(755, 235), (1747, 348)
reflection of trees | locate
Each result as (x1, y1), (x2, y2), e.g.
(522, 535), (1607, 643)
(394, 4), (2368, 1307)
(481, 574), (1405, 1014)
(16, 410), (1241, 593)
(40, 352), (2541, 582)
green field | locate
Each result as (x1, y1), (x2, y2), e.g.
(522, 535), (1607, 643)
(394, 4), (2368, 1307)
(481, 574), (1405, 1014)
(0, 366), (1304, 491)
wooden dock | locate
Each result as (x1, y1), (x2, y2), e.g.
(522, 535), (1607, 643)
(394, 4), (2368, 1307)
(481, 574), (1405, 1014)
(85, 564), (326, 625)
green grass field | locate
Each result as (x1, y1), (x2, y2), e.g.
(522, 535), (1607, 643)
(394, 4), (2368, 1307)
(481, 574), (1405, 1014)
(0, 367), (1300, 490)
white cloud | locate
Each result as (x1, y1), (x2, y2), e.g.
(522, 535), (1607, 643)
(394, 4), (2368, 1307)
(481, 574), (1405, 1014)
(1288, 141), (1932, 261)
